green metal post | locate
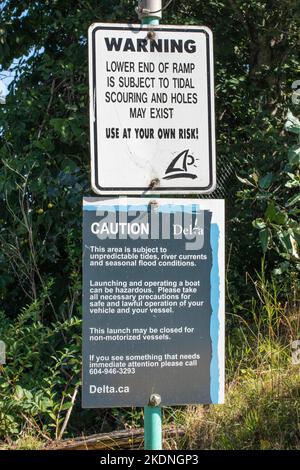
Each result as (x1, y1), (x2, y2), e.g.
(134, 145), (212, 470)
(139, 0), (162, 27)
(139, 0), (163, 451)
(144, 404), (162, 450)
(142, 17), (160, 25)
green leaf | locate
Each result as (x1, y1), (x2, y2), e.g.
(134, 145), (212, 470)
(236, 175), (255, 187)
(38, 397), (52, 412)
(259, 173), (273, 189)
(259, 228), (270, 254)
(50, 118), (68, 139)
(273, 261), (290, 275)
(285, 111), (300, 135)
(277, 230), (293, 252)
(60, 402), (73, 411)
(48, 412), (57, 421)
(23, 389), (33, 401)
(253, 218), (266, 230)
(14, 385), (24, 400)
(265, 203), (287, 225)
(265, 203), (276, 222)
(286, 193), (300, 207)
(288, 145), (300, 165)
(285, 177), (300, 188)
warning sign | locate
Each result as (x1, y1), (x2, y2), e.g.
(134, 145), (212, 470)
(82, 198), (224, 407)
(89, 24), (216, 195)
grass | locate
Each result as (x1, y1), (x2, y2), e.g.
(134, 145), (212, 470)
(186, 366), (300, 450)
(0, 434), (44, 450)
(182, 268), (300, 450)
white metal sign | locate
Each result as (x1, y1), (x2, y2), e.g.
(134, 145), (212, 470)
(89, 23), (216, 195)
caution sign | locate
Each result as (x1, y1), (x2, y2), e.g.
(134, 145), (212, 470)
(82, 198), (224, 407)
(88, 24), (216, 195)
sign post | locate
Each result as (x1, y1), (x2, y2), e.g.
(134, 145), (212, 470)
(139, 0), (163, 451)
(137, 0), (162, 25)
(84, 0), (223, 453)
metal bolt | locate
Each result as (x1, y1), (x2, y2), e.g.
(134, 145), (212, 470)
(149, 393), (161, 407)
(149, 177), (160, 189)
(147, 30), (156, 41)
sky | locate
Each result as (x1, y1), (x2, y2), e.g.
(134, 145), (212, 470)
(0, 67), (17, 103)
(0, 74), (9, 103)
(0, 3), (31, 101)
(0, 70), (13, 93)
(0, 46), (44, 102)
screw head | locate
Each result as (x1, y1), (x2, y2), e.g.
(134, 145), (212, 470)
(149, 178), (160, 189)
(149, 393), (161, 407)
(147, 30), (156, 41)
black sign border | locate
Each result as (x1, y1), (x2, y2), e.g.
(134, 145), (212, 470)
(90, 25), (214, 193)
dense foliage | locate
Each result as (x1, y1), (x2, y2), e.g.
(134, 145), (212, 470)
(0, 0), (299, 441)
